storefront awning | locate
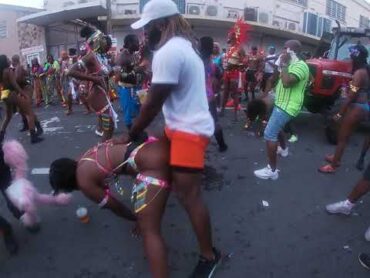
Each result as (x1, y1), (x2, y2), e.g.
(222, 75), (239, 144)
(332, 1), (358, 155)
(17, 0), (107, 26)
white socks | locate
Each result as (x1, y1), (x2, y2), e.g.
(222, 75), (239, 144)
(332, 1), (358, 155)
(345, 199), (355, 209)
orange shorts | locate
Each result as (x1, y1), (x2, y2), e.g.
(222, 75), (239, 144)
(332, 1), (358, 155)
(165, 127), (210, 169)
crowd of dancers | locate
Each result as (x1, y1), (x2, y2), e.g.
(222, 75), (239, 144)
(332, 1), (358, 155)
(1, 0), (370, 276)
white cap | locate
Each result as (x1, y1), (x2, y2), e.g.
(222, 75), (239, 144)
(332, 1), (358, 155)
(131, 0), (180, 29)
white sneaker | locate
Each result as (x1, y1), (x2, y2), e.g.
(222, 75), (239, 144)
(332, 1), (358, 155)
(325, 200), (353, 215)
(277, 146), (289, 157)
(254, 165), (279, 180)
(365, 226), (370, 241)
(95, 129), (103, 137)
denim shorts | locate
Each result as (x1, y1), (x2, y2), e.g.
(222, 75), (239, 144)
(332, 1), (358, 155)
(264, 106), (293, 142)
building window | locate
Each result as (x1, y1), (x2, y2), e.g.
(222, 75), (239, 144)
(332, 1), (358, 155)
(326, 0), (346, 22)
(0, 21), (7, 39)
(26, 53), (41, 67)
(303, 12), (318, 36)
(286, 0), (307, 6)
(359, 15), (369, 28)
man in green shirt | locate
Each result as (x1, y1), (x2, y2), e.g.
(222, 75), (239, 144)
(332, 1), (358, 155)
(44, 54), (60, 105)
(254, 40), (309, 180)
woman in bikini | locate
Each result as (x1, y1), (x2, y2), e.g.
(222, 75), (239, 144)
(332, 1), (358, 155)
(68, 27), (117, 141)
(49, 134), (171, 278)
(319, 45), (370, 173)
(0, 55), (43, 144)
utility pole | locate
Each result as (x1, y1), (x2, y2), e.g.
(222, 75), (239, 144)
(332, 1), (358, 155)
(106, 0), (112, 35)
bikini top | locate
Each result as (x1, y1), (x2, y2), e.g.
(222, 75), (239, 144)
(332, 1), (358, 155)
(120, 49), (141, 85)
(225, 46), (243, 67)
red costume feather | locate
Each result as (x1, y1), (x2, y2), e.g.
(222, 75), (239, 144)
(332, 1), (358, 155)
(228, 18), (251, 47)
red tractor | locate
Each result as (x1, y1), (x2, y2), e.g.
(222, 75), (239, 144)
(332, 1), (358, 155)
(305, 24), (370, 113)
(304, 23), (370, 143)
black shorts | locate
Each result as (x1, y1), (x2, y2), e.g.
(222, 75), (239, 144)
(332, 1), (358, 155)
(364, 163), (370, 181)
(261, 72), (273, 91)
(246, 70), (257, 83)
(209, 100), (218, 123)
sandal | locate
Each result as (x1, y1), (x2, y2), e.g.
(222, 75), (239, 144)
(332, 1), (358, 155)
(325, 154), (335, 163)
(325, 154), (341, 166)
(318, 164), (338, 174)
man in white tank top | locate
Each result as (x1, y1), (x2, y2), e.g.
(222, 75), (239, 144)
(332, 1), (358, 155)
(127, 0), (221, 277)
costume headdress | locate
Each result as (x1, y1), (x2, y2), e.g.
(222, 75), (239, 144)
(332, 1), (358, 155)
(228, 18), (251, 47)
(86, 30), (106, 53)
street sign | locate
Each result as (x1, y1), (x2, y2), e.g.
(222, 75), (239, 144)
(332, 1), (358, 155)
(21, 45), (44, 56)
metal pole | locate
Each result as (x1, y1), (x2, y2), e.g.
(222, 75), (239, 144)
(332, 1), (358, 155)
(106, 0), (112, 35)
(334, 20), (341, 60)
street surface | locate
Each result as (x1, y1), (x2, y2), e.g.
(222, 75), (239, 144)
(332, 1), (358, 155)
(0, 103), (369, 278)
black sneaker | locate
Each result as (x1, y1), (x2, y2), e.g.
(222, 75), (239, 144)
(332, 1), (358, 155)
(359, 253), (370, 270)
(190, 248), (221, 278)
(19, 126), (28, 132)
(218, 144), (228, 153)
(35, 121), (44, 136)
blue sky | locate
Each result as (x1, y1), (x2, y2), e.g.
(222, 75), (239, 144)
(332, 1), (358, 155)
(0, 0), (44, 8)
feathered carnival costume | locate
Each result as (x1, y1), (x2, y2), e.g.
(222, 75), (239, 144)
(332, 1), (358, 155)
(2, 140), (71, 229)
(224, 18), (251, 90)
(225, 18), (250, 66)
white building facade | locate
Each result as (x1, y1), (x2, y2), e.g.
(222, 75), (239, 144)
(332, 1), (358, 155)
(18, 0), (370, 58)
(109, 0), (370, 38)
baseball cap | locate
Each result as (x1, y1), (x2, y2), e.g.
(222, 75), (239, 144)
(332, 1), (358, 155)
(131, 0), (180, 30)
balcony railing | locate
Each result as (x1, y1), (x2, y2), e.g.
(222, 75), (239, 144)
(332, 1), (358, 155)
(69, 0), (322, 38)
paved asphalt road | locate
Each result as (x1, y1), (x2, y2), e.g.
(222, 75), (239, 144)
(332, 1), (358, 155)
(0, 103), (369, 278)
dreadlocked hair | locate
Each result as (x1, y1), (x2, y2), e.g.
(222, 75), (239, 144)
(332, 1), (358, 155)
(49, 158), (78, 193)
(0, 55), (9, 83)
(158, 14), (197, 50)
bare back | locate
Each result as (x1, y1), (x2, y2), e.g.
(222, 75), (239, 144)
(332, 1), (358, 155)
(77, 138), (170, 191)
